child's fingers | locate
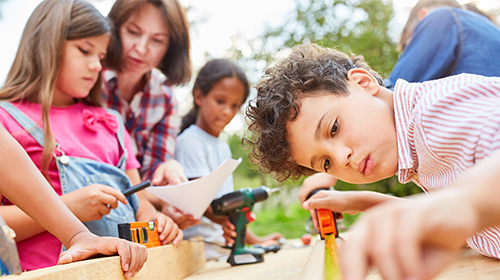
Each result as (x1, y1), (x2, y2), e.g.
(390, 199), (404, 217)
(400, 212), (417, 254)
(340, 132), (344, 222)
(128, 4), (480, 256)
(223, 233), (235, 246)
(396, 211), (422, 279)
(340, 221), (370, 280)
(302, 195), (334, 211)
(222, 220), (235, 231)
(158, 217), (173, 243)
(95, 203), (112, 217)
(172, 228), (184, 245)
(298, 173), (337, 203)
(162, 221), (179, 244)
(99, 185), (128, 205)
(119, 241), (147, 279)
(370, 213), (402, 280)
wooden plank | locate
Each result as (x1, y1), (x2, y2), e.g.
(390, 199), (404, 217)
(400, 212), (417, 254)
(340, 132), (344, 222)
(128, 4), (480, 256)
(293, 234), (500, 280)
(301, 239), (324, 279)
(364, 247), (500, 280)
(3, 238), (205, 280)
(185, 238), (316, 280)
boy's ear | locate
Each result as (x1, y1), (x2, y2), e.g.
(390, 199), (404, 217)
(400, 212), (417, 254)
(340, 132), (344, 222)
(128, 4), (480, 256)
(193, 89), (204, 107)
(347, 68), (380, 96)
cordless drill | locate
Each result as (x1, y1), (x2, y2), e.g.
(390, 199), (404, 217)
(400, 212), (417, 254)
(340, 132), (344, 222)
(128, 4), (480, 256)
(211, 186), (278, 266)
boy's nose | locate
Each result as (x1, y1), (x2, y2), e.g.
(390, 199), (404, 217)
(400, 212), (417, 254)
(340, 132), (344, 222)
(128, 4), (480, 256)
(331, 146), (352, 168)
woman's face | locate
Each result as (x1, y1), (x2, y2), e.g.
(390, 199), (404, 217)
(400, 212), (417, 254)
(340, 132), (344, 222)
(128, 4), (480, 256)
(119, 3), (169, 76)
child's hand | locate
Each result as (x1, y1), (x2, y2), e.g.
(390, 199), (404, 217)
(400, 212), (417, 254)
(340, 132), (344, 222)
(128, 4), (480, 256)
(152, 213), (184, 245)
(340, 190), (474, 280)
(221, 219), (237, 246)
(58, 231), (147, 279)
(302, 190), (365, 215)
(61, 184), (128, 222)
(298, 173), (338, 204)
(152, 159), (188, 186)
(161, 203), (200, 230)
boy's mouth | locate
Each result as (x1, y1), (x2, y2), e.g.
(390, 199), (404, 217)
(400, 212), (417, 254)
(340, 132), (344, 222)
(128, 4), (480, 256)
(358, 155), (374, 176)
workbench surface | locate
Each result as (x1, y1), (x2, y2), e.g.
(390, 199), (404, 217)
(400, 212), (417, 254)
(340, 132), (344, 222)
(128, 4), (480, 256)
(184, 238), (500, 280)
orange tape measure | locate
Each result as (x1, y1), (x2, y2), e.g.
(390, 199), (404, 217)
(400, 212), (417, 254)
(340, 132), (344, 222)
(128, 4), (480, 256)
(118, 221), (161, 248)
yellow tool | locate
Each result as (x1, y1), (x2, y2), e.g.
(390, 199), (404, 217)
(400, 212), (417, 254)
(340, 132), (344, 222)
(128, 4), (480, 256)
(324, 234), (341, 280)
(307, 189), (342, 280)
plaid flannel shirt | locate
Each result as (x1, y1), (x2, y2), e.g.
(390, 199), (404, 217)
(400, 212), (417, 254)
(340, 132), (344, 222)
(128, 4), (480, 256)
(101, 68), (181, 180)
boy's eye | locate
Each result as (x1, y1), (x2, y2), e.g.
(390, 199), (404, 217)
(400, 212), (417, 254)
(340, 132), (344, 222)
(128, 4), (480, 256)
(216, 99), (224, 104)
(330, 119), (338, 137)
(324, 157), (331, 172)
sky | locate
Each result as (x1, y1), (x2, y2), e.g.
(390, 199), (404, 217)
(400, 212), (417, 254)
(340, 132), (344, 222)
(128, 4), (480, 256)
(0, 0), (497, 133)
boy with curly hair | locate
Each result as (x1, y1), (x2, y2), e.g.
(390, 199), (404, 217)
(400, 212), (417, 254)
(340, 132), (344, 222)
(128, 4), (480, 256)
(246, 43), (500, 280)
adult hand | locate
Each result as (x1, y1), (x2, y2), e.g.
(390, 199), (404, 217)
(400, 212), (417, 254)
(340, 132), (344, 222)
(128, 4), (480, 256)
(161, 203), (200, 230)
(152, 159), (188, 186)
(61, 184), (128, 222)
(340, 189), (475, 280)
(58, 231), (147, 279)
(152, 212), (184, 245)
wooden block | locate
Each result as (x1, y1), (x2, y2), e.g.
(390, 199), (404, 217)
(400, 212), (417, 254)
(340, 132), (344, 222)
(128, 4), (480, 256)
(3, 238), (205, 280)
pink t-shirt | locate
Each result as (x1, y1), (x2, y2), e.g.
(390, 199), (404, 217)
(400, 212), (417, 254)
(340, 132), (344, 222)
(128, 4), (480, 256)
(0, 101), (140, 271)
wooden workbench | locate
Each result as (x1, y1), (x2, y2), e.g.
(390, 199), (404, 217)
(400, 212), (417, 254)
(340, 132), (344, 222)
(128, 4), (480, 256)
(185, 238), (500, 280)
(2, 238), (206, 280)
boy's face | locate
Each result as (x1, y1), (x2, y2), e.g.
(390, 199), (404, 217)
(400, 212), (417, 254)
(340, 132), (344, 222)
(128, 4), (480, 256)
(287, 77), (398, 184)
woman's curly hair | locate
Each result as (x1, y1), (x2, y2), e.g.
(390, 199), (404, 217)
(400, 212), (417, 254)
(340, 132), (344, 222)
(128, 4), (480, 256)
(245, 44), (383, 181)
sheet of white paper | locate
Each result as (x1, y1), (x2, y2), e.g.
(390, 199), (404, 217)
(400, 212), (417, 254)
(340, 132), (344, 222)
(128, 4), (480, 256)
(145, 158), (242, 219)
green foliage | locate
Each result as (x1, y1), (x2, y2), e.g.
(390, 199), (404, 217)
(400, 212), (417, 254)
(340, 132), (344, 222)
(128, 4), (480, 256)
(229, 133), (306, 191)
(228, 0), (400, 80)
(249, 201), (310, 239)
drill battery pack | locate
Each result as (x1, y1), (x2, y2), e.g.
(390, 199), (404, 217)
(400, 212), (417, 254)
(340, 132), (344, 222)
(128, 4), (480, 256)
(118, 221), (161, 248)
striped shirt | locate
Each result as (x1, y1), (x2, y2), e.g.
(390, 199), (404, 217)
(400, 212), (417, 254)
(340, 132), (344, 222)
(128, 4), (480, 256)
(101, 68), (181, 180)
(394, 73), (500, 259)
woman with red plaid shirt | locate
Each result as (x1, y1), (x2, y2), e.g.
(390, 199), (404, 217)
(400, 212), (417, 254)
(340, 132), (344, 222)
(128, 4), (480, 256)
(101, 0), (199, 229)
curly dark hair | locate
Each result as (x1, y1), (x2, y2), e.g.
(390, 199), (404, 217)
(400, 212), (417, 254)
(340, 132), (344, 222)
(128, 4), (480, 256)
(245, 44), (383, 181)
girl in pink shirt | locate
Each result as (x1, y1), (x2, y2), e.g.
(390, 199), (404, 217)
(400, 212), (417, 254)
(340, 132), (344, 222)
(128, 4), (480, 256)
(0, 0), (182, 274)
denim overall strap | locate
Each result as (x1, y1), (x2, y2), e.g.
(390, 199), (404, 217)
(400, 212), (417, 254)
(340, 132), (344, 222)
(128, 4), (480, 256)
(0, 102), (45, 147)
(0, 102), (139, 237)
(104, 108), (128, 171)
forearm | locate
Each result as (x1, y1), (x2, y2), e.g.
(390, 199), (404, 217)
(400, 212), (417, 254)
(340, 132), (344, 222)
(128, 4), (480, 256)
(353, 190), (402, 212)
(143, 190), (166, 211)
(135, 190), (158, 221)
(0, 205), (46, 242)
(125, 168), (158, 221)
(0, 127), (87, 246)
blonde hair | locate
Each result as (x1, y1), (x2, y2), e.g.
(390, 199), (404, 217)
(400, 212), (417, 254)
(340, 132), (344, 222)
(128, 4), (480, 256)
(0, 0), (111, 175)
